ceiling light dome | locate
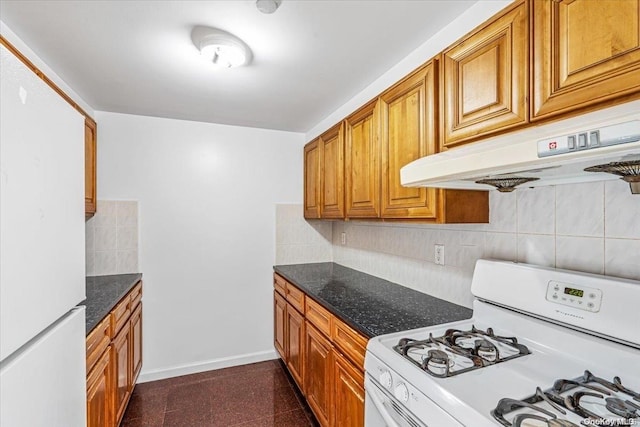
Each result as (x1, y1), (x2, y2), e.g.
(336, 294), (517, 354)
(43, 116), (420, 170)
(191, 26), (252, 69)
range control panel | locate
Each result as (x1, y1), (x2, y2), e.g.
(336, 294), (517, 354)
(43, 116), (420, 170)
(545, 280), (602, 313)
(537, 120), (640, 158)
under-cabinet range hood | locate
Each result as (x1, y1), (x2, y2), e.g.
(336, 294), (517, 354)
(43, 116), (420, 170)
(401, 101), (640, 194)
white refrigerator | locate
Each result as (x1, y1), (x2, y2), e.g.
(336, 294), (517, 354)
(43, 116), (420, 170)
(0, 43), (87, 426)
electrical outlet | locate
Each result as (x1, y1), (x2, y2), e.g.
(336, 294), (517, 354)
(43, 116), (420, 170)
(434, 244), (445, 265)
(341, 232), (346, 245)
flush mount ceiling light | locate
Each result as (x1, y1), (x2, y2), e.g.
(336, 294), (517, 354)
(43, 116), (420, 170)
(191, 26), (252, 69)
(256, 0), (282, 14)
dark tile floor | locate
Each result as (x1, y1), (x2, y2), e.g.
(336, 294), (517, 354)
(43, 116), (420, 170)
(121, 360), (319, 427)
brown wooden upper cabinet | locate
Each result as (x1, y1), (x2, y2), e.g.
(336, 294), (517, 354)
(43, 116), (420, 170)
(304, 139), (321, 219)
(320, 123), (345, 219)
(85, 117), (97, 218)
(531, 0), (640, 120)
(442, 0), (528, 148)
(380, 61), (439, 219)
(305, 60), (489, 223)
(344, 100), (380, 218)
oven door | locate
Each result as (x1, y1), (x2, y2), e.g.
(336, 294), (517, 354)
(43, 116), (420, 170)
(365, 375), (427, 427)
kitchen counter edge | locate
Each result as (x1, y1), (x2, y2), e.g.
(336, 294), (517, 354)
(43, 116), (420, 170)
(273, 262), (472, 339)
(82, 273), (143, 335)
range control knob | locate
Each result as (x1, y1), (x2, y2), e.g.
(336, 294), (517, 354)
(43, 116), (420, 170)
(379, 370), (392, 389)
(394, 383), (409, 403)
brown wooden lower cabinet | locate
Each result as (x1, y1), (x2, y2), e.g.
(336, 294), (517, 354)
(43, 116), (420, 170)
(274, 273), (367, 427)
(274, 291), (287, 360)
(86, 347), (112, 427)
(131, 303), (143, 385)
(86, 281), (143, 427)
(333, 350), (365, 427)
(113, 323), (132, 425)
(286, 304), (306, 388)
(305, 323), (333, 427)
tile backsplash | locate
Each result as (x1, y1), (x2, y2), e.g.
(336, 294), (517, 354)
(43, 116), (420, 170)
(275, 204), (332, 265)
(86, 200), (139, 276)
(276, 180), (640, 308)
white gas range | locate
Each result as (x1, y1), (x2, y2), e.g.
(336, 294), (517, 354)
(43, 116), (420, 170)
(364, 260), (640, 427)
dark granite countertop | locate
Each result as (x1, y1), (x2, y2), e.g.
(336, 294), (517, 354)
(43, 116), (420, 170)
(273, 263), (472, 338)
(82, 273), (142, 335)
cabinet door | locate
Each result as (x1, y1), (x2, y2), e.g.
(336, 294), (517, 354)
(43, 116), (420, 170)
(274, 291), (287, 360)
(112, 324), (131, 425)
(380, 62), (438, 219)
(85, 117), (97, 217)
(333, 351), (364, 427)
(304, 140), (321, 219)
(532, 0), (640, 120)
(86, 347), (111, 427)
(286, 305), (305, 389)
(320, 123), (345, 219)
(442, 0), (528, 147)
(305, 323), (333, 427)
(130, 302), (143, 387)
(345, 100), (380, 218)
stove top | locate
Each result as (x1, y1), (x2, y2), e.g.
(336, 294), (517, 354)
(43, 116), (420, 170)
(364, 261), (640, 427)
(492, 370), (640, 426)
(393, 325), (530, 377)
(366, 297), (640, 427)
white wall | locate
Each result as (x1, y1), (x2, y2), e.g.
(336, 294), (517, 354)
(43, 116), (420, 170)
(96, 111), (305, 381)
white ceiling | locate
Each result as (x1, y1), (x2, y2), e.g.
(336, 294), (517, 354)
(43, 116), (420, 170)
(0, 0), (477, 132)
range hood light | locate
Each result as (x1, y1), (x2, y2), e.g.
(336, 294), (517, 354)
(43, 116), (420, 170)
(584, 160), (640, 194)
(475, 177), (540, 192)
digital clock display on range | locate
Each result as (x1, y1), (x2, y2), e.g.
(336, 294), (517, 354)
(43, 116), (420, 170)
(564, 287), (584, 298)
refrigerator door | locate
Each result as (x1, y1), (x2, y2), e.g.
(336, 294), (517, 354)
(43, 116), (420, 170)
(0, 307), (86, 427)
(0, 44), (85, 361)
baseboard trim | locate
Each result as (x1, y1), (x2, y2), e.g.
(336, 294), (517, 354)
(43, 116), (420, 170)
(136, 349), (279, 383)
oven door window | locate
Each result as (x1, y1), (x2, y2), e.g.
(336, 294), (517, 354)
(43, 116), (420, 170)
(365, 376), (427, 427)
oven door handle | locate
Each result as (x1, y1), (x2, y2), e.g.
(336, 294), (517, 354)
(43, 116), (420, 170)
(368, 384), (404, 427)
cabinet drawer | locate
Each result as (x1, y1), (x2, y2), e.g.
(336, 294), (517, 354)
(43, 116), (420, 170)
(86, 316), (110, 373)
(305, 298), (332, 337)
(274, 274), (287, 297)
(286, 283), (305, 313)
(332, 319), (367, 370)
(110, 295), (131, 338)
(129, 281), (142, 310)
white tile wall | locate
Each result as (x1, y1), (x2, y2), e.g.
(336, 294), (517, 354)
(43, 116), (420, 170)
(275, 204), (332, 265)
(276, 180), (640, 308)
(86, 200), (140, 276)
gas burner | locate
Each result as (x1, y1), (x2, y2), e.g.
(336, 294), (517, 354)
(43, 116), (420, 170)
(423, 349), (452, 377)
(393, 325), (530, 377)
(475, 339), (498, 361)
(444, 325), (530, 364)
(491, 371), (640, 427)
(394, 334), (478, 377)
(606, 398), (638, 419)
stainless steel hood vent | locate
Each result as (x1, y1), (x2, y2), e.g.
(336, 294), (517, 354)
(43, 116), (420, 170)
(400, 102), (640, 194)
